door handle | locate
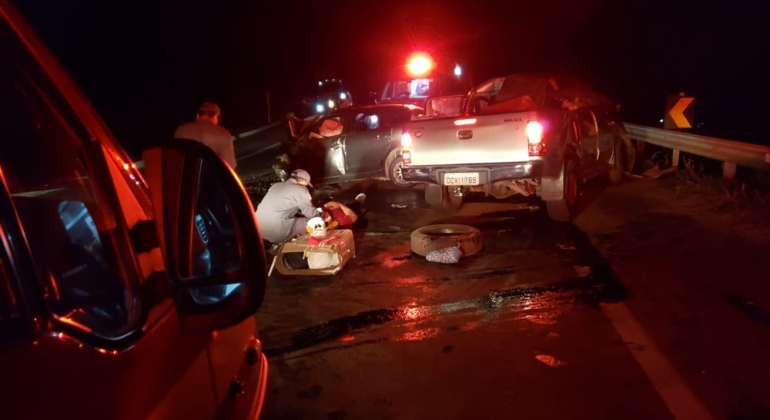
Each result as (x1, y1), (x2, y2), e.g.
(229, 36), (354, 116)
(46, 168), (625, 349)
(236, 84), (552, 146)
(457, 130), (473, 140)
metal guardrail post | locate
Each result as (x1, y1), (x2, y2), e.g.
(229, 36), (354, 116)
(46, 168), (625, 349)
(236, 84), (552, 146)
(723, 162), (737, 180)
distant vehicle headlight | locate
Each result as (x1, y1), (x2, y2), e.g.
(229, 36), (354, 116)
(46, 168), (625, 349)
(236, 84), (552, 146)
(340, 92), (348, 100)
(315, 104), (325, 113)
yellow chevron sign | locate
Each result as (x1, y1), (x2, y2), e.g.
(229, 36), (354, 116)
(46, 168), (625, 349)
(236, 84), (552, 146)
(664, 95), (696, 130)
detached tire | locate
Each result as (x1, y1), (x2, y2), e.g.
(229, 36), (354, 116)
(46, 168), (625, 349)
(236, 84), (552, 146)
(411, 224), (483, 257)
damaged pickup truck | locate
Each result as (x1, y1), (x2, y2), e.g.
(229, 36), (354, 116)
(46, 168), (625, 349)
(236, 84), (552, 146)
(400, 73), (635, 221)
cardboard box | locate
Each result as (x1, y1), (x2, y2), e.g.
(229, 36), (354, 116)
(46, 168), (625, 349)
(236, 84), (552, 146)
(274, 229), (355, 276)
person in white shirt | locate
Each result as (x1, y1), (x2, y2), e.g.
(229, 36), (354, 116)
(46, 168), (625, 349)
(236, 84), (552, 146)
(174, 102), (237, 169)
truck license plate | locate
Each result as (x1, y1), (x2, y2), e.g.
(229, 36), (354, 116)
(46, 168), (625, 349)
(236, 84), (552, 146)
(444, 172), (480, 185)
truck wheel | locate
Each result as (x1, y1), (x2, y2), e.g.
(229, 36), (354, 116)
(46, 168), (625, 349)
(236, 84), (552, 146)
(411, 224), (483, 257)
(428, 186), (463, 213)
(387, 156), (414, 188)
(545, 159), (580, 222)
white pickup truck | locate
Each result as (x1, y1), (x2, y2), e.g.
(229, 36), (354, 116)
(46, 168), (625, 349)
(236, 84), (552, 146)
(399, 73), (634, 221)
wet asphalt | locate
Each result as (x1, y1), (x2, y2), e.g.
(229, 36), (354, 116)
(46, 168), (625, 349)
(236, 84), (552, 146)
(241, 176), (671, 420)
(233, 122), (770, 420)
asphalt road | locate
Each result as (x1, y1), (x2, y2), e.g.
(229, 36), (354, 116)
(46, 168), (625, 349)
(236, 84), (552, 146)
(236, 122), (769, 420)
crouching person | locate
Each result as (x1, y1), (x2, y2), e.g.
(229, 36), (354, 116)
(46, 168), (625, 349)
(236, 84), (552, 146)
(256, 169), (322, 249)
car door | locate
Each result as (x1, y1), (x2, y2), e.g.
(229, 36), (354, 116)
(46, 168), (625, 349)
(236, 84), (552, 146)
(593, 108), (617, 163)
(344, 108), (407, 175)
(576, 108), (600, 161)
(0, 7), (266, 419)
(297, 114), (347, 182)
(0, 15), (222, 419)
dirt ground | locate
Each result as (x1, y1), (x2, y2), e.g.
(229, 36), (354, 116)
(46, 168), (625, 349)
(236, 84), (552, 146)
(577, 170), (770, 244)
(575, 172), (770, 420)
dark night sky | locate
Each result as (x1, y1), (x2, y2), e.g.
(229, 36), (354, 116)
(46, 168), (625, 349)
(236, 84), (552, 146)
(13, 0), (770, 157)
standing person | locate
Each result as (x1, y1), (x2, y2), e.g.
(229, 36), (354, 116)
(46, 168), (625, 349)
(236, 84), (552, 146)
(174, 102), (237, 169)
(256, 169), (322, 244)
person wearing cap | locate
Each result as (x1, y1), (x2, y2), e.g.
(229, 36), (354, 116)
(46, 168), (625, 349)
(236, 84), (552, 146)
(255, 168), (322, 244)
(174, 102), (237, 169)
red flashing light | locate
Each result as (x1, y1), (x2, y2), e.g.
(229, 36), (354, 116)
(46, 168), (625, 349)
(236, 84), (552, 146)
(405, 52), (435, 78)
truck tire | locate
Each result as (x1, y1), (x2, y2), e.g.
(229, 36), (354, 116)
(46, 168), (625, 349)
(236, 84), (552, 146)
(427, 186), (463, 213)
(411, 224), (483, 257)
(387, 156), (414, 188)
(545, 158), (580, 222)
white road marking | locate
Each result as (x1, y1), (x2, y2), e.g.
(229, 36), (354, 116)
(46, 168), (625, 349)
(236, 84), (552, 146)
(601, 302), (716, 420)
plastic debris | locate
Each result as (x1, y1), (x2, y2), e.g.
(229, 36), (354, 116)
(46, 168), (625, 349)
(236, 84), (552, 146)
(535, 354), (567, 367)
(426, 246), (461, 264)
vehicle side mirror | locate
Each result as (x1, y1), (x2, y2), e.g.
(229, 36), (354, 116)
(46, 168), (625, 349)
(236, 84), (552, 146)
(142, 140), (267, 331)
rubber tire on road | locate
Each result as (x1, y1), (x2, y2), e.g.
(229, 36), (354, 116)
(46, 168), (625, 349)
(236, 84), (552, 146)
(411, 224), (483, 257)
(388, 156), (414, 189)
(545, 158), (580, 222)
(429, 186), (464, 213)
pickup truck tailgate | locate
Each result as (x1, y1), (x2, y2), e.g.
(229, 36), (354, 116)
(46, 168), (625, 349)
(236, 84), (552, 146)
(407, 112), (535, 166)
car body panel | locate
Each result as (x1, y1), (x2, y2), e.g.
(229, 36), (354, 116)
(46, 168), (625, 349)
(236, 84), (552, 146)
(401, 73), (621, 186)
(285, 104), (422, 185)
(0, 1), (268, 419)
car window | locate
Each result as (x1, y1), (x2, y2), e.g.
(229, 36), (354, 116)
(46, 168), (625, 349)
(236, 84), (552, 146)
(578, 109), (598, 139)
(354, 110), (386, 131)
(380, 82), (394, 101)
(309, 116), (344, 138)
(0, 19), (141, 340)
(353, 108), (413, 132)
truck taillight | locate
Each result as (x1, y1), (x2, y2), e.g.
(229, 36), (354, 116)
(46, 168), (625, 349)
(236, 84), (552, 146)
(401, 132), (412, 164)
(526, 121), (545, 156)
(401, 132), (412, 148)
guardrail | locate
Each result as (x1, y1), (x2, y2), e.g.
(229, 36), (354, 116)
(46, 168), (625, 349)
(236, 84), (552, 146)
(624, 123), (770, 179)
(231, 121), (282, 142)
(133, 121), (283, 170)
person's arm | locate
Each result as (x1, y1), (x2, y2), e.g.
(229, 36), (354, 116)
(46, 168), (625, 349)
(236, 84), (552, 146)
(325, 201), (357, 226)
(296, 188), (321, 219)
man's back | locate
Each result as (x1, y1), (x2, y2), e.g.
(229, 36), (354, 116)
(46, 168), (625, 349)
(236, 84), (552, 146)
(256, 179), (317, 243)
(175, 120), (237, 168)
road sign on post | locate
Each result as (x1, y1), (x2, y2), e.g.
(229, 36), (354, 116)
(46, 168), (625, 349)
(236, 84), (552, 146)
(663, 94), (695, 130)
